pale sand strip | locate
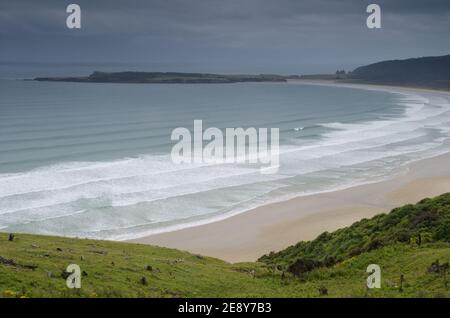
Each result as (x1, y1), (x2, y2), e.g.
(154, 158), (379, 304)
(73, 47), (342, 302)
(132, 83), (450, 263)
(132, 153), (450, 263)
(288, 79), (450, 96)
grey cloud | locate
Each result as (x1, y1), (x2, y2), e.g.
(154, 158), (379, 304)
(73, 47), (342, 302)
(0, 0), (449, 74)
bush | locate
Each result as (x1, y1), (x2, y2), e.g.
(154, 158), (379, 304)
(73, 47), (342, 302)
(434, 221), (450, 242)
(259, 193), (450, 274)
(288, 258), (323, 276)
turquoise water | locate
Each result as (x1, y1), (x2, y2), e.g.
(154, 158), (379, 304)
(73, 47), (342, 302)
(1, 78), (450, 239)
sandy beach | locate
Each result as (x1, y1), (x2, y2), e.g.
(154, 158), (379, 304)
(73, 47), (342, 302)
(132, 83), (450, 263)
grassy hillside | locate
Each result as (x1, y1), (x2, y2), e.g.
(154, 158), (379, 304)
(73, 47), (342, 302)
(1, 194), (449, 298)
(259, 194), (450, 270)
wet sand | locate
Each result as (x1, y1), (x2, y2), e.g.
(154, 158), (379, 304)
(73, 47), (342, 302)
(132, 152), (450, 263)
(132, 82), (450, 263)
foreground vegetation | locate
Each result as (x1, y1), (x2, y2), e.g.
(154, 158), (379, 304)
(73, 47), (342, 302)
(0, 194), (449, 298)
(260, 194), (450, 271)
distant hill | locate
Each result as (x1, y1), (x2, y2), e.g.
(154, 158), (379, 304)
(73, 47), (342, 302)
(348, 54), (450, 89)
(34, 71), (290, 84)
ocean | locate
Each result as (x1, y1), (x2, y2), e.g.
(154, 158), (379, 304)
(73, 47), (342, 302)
(1, 71), (450, 240)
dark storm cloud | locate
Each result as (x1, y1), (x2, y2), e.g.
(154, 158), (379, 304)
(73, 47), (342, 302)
(0, 0), (449, 73)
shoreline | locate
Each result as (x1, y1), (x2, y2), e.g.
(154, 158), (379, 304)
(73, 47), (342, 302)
(132, 152), (450, 262)
(287, 79), (450, 96)
(131, 82), (450, 262)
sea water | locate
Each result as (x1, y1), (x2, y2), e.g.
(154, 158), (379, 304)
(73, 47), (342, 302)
(1, 74), (450, 240)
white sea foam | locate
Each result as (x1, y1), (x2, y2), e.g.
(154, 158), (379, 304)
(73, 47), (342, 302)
(1, 82), (450, 240)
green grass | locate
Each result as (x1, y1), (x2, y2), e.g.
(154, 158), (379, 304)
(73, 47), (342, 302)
(1, 194), (449, 298)
(259, 193), (450, 269)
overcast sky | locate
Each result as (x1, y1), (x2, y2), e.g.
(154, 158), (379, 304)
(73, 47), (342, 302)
(1, 0), (449, 74)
